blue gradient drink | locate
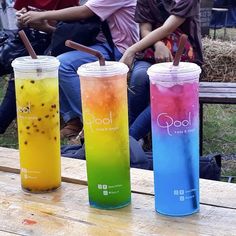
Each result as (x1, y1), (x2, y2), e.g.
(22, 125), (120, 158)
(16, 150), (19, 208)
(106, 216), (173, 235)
(147, 62), (201, 216)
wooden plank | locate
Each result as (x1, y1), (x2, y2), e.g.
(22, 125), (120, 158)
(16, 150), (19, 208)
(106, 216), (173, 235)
(200, 82), (236, 89)
(198, 82), (236, 103)
(0, 147), (236, 209)
(200, 88), (236, 93)
(199, 94), (236, 104)
(0, 171), (236, 236)
(199, 93), (236, 98)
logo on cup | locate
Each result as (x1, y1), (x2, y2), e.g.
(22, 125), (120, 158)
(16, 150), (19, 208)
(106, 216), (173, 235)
(17, 102), (31, 114)
(84, 111), (114, 131)
(156, 112), (193, 136)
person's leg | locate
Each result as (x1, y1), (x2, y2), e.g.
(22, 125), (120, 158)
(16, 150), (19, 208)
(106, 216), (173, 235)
(58, 42), (122, 138)
(0, 79), (16, 134)
(129, 106), (151, 141)
(128, 60), (152, 125)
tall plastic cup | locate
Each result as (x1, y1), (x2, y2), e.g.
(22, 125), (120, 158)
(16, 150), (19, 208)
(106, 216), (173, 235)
(77, 61), (130, 209)
(12, 56), (61, 193)
(147, 62), (201, 216)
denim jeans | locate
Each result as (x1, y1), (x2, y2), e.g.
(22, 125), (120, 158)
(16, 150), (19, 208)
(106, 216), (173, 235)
(128, 60), (152, 125)
(129, 105), (151, 141)
(128, 60), (152, 140)
(58, 42), (122, 123)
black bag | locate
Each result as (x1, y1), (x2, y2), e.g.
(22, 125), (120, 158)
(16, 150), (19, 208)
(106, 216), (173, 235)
(48, 15), (101, 56)
(200, 153), (221, 181)
(0, 31), (9, 46)
(0, 28), (51, 76)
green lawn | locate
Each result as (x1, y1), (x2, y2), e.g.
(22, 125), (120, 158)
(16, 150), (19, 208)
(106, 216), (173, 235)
(203, 104), (236, 155)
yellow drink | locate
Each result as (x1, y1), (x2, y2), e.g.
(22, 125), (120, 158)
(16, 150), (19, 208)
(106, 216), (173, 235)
(12, 56), (61, 192)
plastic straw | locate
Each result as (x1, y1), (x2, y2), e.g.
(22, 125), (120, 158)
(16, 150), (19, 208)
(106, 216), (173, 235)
(18, 30), (38, 59)
(65, 40), (105, 66)
(173, 34), (188, 66)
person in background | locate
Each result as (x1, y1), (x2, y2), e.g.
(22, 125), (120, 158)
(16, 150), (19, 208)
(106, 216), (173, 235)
(20, 0), (139, 139)
(120, 0), (203, 142)
(0, 0), (79, 134)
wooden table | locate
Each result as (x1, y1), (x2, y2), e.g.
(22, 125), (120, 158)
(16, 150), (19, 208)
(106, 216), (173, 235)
(0, 147), (236, 236)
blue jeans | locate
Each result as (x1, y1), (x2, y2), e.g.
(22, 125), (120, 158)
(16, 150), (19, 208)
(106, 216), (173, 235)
(128, 60), (152, 125)
(129, 106), (151, 141)
(58, 42), (122, 122)
(128, 60), (152, 140)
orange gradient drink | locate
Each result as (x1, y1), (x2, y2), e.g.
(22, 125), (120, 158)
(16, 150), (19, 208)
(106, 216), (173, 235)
(12, 56), (61, 192)
(78, 61), (130, 209)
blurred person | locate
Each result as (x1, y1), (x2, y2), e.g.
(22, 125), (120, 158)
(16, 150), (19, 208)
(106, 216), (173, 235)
(120, 0), (203, 142)
(0, 0), (78, 134)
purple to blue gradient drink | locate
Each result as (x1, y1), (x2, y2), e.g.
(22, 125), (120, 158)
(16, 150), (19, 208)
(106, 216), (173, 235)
(147, 62), (201, 216)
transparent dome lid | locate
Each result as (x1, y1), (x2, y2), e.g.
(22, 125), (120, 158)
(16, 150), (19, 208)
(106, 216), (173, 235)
(147, 62), (201, 82)
(77, 61), (129, 77)
(12, 56), (60, 71)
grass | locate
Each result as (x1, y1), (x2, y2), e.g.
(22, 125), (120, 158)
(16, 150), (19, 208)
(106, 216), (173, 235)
(203, 104), (236, 155)
(203, 104), (236, 183)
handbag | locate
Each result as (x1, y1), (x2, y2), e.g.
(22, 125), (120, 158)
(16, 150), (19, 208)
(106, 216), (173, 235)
(48, 15), (102, 56)
(0, 31), (9, 46)
(136, 29), (195, 64)
(0, 28), (51, 76)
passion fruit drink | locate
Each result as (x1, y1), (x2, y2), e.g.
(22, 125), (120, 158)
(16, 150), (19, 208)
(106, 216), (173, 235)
(12, 56), (61, 192)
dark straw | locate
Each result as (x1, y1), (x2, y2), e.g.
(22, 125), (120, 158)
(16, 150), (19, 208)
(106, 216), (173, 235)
(173, 34), (188, 66)
(65, 40), (105, 66)
(18, 30), (38, 59)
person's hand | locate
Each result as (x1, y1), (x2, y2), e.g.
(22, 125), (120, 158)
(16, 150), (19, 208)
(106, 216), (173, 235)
(154, 41), (173, 63)
(119, 47), (136, 69)
(16, 8), (27, 28)
(29, 20), (55, 33)
(20, 11), (44, 24)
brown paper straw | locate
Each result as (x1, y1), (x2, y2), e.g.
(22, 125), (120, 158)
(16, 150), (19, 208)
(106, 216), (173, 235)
(173, 34), (188, 66)
(65, 40), (105, 66)
(18, 30), (38, 59)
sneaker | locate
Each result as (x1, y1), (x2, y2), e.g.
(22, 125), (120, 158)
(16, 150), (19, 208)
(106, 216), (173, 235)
(60, 118), (83, 139)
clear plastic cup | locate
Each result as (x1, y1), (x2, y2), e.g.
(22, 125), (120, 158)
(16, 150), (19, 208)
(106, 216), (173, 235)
(78, 61), (131, 209)
(12, 56), (61, 193)
(147, 62), (201, 216)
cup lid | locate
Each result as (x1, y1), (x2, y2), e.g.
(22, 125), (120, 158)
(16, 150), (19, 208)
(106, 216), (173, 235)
(147, 62), (201, 80)
(77, 61), (129, 77)
(12, 56), (60, 71)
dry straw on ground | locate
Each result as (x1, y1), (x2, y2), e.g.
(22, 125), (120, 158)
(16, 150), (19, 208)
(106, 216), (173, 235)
(201, 38), (236, 82)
